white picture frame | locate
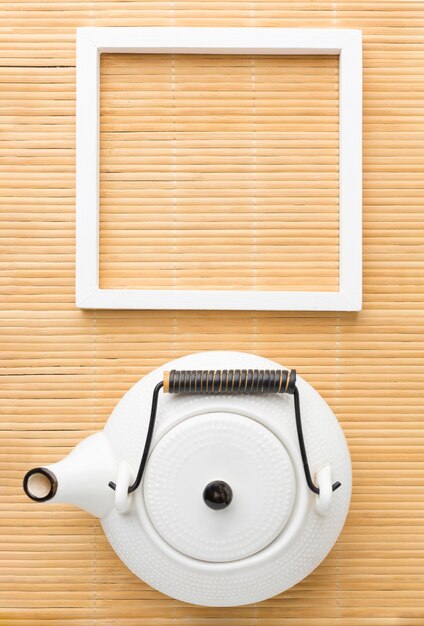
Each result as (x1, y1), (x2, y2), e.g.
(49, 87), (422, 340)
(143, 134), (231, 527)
(76, 27), (362, 311)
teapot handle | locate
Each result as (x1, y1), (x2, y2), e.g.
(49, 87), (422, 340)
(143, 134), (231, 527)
(164, 368), (296, 395)
(109, 369), (341, 501)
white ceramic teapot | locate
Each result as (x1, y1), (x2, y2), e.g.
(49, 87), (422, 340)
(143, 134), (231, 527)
(23, 351), (351, 606)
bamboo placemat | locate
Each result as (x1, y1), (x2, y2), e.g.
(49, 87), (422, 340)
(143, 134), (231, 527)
(2, 2), (424, 625)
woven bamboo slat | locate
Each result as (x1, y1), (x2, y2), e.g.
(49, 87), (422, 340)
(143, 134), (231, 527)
(1, 1), (424, 625)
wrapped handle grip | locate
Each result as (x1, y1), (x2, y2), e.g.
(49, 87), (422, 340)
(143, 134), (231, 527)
(163, 369), (296, 395)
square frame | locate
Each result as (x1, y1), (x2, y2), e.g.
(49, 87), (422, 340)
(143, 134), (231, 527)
(76, 27), (362, 310)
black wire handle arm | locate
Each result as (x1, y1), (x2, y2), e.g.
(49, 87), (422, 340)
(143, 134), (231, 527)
(293, 386), (341, 495)
(108, 381), (163, 494)
(108, 369), (341, 496)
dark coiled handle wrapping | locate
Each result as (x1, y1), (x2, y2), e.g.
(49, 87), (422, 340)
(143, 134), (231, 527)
(164, 369), (296, 395)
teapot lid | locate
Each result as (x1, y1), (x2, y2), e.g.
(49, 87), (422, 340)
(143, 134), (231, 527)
(143, 411), (296, 562)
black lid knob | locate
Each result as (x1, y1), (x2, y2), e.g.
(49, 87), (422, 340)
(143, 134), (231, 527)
(203, 480), (233, 510)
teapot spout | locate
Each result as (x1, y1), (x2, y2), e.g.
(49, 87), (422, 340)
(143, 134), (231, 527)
(23, 432), (117, 518)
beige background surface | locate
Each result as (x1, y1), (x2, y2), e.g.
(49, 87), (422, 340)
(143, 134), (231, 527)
(99, 52), (340, 291)
(2, 1), (424, 625)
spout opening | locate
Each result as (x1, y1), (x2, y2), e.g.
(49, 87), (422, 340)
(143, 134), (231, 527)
(23, 467), (57, 502)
